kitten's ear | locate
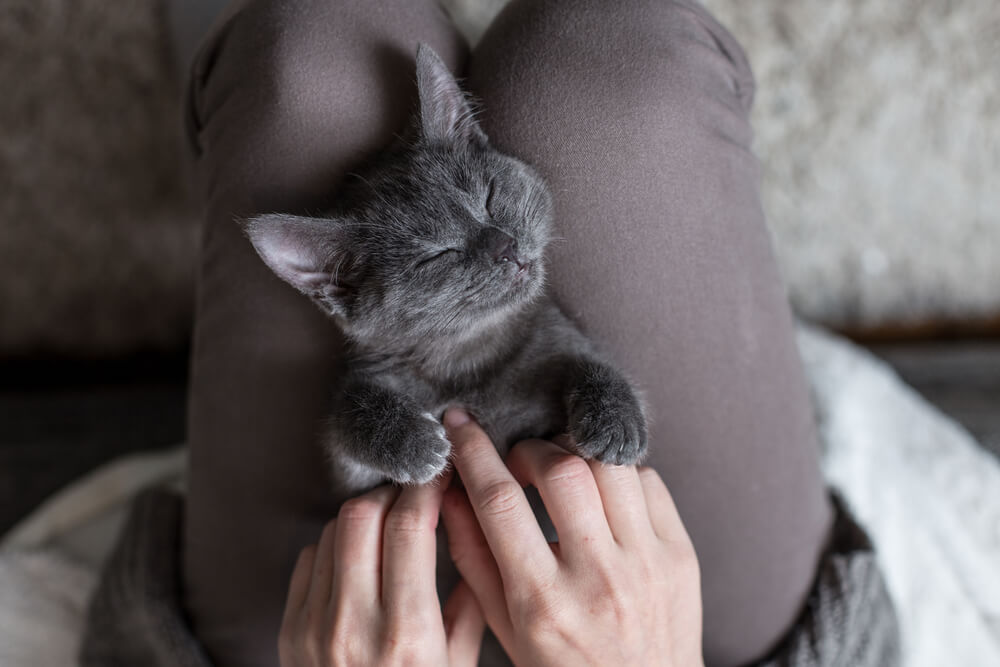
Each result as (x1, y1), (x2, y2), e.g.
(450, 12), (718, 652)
(245, 213), (354, 315)
(416, 43), (486, 144)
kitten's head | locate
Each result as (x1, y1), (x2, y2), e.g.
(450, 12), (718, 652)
(246, 44), (553, 350)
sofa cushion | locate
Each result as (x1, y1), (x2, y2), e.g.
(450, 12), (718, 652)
(0, 0), (198, 357)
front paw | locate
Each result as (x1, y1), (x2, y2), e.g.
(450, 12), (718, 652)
(567, 367), (648, 465)
(379, 411), (452, 485)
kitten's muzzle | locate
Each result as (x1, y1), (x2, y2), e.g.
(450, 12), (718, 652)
(479, 226), (528, 270)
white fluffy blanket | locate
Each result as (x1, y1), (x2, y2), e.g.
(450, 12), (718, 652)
(1, 328), (998, 666)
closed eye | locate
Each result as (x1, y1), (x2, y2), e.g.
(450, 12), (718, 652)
(485, 178), (497, 218)
(414, 248), (461, 270)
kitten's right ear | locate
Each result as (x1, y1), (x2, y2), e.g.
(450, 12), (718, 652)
(245, 213), (354, 314)
(415, 43), (486, 144)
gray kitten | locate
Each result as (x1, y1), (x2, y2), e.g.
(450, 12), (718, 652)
(247, 44), (647, 488)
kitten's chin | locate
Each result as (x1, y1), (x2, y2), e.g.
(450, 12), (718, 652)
(462, 267), (541, 324)
(469, 276), (543, 329)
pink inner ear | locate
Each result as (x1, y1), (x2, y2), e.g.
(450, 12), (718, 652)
(259, 229), (331, 292)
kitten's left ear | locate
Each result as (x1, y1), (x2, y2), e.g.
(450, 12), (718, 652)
(416, 43), (486, 144)
(244, 213), (356, 317)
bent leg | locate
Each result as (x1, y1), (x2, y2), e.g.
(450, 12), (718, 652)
(182, 1), (466, 664)
(468, 2), (833, 664)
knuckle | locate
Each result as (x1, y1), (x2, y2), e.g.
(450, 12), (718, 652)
(586, 581), (635, 634)
(382, 623), (433, 664)
(328, 638), (359, 665)
(277, 625), (296, 656)
(515, 585), (569, 636)
(295, 618), (328, 664)
(634, 549), (659, 582)
(329, 615), (365, 663)
(602, 585), (634, 626)
(590, 554), (628, 595)
(542, 453), (591, 486)
(385, 505), (429, 536)
(476, 480), (524, 521)
(670, 540), (701, 578)
(338, 496), (385, 523)
(303, 607), (326, 641)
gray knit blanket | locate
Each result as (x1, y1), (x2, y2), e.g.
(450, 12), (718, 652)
(79, 487), (898, 666)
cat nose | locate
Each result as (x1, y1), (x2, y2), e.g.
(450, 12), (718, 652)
(494, 239), (521, 266)
(480, 227), (523, 267)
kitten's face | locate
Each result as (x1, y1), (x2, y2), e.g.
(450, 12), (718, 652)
(339, 141), (552, 343)
(246, 44), (553, 349)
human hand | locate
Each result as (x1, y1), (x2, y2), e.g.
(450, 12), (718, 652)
(441, 409), (704, 667)
(279, 473), (485, 667)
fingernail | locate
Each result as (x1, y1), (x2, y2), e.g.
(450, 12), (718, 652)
(444, 407), (471, 429)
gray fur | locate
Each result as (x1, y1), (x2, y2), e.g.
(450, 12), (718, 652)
(247, 44), (647, 486)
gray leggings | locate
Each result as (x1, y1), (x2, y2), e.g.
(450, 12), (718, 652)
(182, 1), (833, 665)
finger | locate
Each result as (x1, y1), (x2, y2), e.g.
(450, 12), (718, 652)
(505, 439), (614, 555)
(587, 459), (653, 545)
(332, 484), (399, 610)
(304, 519), (338, 610)
(444, 409), (557, 586)
(637, 466), (690, 541)
(381, 467), (453, 614)
(279, 545), (315, 666)
(283, 544), (317, 622)
(441, 485), (515, 651)
(443, 578), (487, 667)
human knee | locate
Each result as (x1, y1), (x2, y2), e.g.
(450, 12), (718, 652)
(187, 0), (466, 203)
(187, 0), (453, 209)
(610, 0), (756, 121)
(476, 0), (755, 144)
(187, 0), (351, 144)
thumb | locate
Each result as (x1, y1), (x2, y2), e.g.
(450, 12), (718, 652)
(442, 578), (486, 667)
